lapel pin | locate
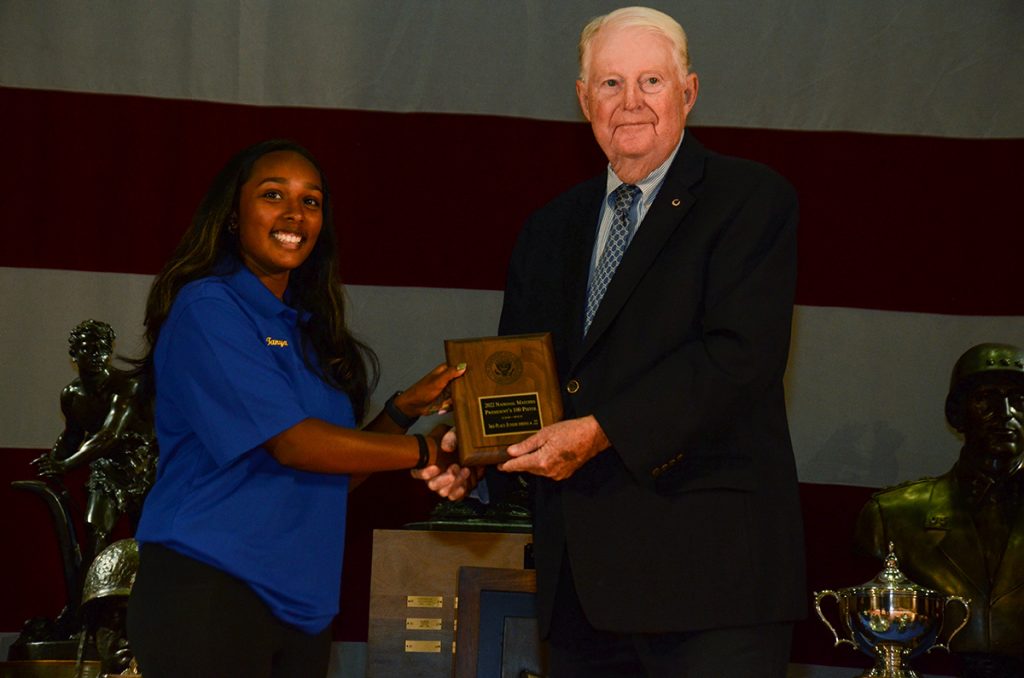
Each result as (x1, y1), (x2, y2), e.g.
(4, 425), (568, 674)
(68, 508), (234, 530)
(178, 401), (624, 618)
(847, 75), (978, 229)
(671, 198), (681, 207)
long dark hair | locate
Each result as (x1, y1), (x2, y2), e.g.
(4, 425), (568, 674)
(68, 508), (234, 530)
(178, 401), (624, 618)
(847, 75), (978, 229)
(134, 139), (378, 422)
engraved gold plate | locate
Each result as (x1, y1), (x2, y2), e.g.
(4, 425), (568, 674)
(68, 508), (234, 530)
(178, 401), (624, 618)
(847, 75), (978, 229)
(406, 617), (443, 630)
(404, 639), (442, 653)
(406, 595), (443, 608)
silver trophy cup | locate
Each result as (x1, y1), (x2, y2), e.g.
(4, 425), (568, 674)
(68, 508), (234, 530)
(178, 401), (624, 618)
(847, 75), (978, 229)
(814, 543), (970, 678)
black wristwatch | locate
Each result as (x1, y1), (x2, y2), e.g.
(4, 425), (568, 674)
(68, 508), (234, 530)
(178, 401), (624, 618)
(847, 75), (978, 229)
(384, 391), (419, 429)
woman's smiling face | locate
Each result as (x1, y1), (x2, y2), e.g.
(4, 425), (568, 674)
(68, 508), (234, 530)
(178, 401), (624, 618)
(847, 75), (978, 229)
(236, 150), (324, 298)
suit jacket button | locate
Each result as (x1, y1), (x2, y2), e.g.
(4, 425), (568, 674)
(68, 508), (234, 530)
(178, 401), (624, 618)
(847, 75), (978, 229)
(566, 379), (581, 394)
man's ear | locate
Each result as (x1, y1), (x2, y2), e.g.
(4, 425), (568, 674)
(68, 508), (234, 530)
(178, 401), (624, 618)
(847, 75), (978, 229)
(682, 72), (699, 112)
(576, 79), (592, 122)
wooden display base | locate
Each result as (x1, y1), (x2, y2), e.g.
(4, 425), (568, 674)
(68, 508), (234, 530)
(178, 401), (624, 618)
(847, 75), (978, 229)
(367, 529), (532, 678)
(0, 661), (103, 678)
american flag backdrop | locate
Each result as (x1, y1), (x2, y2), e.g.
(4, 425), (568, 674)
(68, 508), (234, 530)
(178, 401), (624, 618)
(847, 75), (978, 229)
(1, 2), (1022, 674)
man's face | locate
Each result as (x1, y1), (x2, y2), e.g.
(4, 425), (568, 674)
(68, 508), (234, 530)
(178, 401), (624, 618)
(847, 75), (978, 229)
(70, 336), (111, 374)
(576, 25), (697, 173)
(962, 377), (1024, 473)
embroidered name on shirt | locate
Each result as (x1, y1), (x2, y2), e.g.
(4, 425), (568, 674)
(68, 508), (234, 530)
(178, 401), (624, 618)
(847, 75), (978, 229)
(266, 337), (289, 348)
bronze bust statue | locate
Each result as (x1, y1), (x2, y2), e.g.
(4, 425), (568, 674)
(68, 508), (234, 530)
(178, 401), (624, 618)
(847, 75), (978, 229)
(855, 342), (1024, 677)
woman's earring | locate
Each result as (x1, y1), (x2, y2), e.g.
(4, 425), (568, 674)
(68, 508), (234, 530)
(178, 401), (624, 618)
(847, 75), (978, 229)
(227, 214), (239, 234)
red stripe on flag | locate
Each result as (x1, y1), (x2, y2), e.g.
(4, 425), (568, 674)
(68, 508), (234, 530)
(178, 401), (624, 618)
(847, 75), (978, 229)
(3, 86), (1021, 315)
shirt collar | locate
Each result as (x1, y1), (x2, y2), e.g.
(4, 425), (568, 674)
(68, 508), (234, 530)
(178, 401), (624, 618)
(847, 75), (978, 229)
(604, 131), (685, 208)
(221, 259), (305, 324)
(954, 459), (1024, 507)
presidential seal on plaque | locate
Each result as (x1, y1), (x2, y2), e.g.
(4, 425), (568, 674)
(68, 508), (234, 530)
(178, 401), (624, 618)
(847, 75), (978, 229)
(444, 333), (562, 465)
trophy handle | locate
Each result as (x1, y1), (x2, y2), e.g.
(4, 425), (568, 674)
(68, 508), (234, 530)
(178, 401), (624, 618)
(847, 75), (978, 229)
(813, 590), (858, 650)
(928, 595), (971, 654)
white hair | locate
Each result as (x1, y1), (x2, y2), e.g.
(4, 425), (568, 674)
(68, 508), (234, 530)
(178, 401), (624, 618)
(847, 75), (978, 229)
(578, 6), (691, 81)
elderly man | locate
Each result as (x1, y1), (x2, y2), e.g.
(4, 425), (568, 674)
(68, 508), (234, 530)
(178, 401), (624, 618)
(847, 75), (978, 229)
(856, 343), (1024, 678)
(421, 7), (805, 675)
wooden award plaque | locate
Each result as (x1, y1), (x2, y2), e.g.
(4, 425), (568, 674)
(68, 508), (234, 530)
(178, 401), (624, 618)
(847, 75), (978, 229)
(444, 333), (563, 465)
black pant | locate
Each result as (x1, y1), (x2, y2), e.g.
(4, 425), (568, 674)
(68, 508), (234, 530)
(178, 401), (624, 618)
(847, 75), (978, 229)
(548, 555), (792, 677)
(127, 543), (331, 678)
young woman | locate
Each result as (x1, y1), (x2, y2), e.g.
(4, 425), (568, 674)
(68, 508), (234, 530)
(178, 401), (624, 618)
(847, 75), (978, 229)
(126, 139), (465, 677)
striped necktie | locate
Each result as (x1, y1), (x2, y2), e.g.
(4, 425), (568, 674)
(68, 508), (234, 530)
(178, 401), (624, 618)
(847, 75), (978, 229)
(584, 183), (640, 334)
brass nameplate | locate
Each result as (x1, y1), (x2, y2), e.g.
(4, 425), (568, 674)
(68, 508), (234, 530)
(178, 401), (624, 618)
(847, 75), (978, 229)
(406, 617), (443, 631)
(479, 393), (542, 436)
(406, 595), (443, 608)
(445, 333), (562, 465)
(405, 639), (442, 653)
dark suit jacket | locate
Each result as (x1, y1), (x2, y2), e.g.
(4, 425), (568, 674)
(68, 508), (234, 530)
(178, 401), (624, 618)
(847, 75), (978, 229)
(497, 133), (806, 635)
(856, 470), (1024, 656)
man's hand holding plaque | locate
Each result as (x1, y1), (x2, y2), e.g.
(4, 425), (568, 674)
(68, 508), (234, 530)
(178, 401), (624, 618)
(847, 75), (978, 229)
(497, 414), (609, 480)
(443, 333), (563, 465)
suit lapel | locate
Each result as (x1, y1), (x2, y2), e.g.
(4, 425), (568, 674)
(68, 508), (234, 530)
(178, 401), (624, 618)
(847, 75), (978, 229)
(991, 491), (1024, 601)
(576, 134), (706, 360)
(565, 182), (604, 361)
(929, 474), (989, 597)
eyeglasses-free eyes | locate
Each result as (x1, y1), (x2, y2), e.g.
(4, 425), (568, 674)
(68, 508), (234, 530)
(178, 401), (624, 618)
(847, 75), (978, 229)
(587, 75), (669, 97)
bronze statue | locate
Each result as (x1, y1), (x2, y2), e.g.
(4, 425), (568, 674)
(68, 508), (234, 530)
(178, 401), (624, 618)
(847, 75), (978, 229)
(79, 538), (141, 675)
(414, 474), (532, 533)
(33, 320), (157, 566)
(8, 320), (155, 664)
(855, 342), (1024, 677)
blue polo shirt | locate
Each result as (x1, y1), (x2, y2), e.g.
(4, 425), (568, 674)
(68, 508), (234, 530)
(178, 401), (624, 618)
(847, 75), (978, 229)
(136, 262), (354, 634)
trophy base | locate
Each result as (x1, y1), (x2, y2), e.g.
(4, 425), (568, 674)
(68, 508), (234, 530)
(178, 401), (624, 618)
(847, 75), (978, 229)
(861, 669), (919, 678)
(404, 498), (532, 534)
(0, 661), (103, 678)
(859, 643), (919, 678)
